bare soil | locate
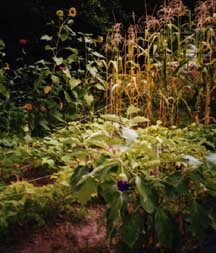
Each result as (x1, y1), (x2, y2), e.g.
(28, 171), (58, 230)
(1, 205), (116, 253)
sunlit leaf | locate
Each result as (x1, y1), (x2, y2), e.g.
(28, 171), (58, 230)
(127, 105), (140, 115)
(122, 127), (138, 145)
(41, 35), (53, 41)
(53, 56), (64, 66)
(84, 94), (94, 106)
(51, 75), (60, 85)
(76, 176), (98, 205)
(69, 78), (81, 90)
(0, 84), (9, 99)
(86, 64), (97, 77)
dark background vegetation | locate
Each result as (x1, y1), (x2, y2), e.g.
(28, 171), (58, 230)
(0, 0), (197, 65)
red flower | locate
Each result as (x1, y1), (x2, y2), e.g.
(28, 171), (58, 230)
(19, 39), (29, 45)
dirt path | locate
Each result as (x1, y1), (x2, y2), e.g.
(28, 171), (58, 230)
(4, 205), (115, 253)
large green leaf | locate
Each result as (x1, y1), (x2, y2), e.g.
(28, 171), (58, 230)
(70, 165), (89, 192)
(76, 176), (98, 205)
(64, 90), (72, 103)
(69, 78), (81, 90)
(101, 114), (122, 123)
(91, 159), (120, 180)
(51, 74), (60, 85)
(120, 213), (143, 248)
(99, 180), (118, 205)
(135, 175), (157, 214)
(129, 116), (150, 127)
(106, 191), (123, 238)
(166, 171), (188, 197)
(84, 94), (94, 106)
(185, 201), (210, 239)
(127, 105), (140, 115)
(0, 39), (5, 50)
(53, 56), (64, 66)
(0, 84), (9, 99)
(86, 63), (98, 77)
(155, 208), (174, 249)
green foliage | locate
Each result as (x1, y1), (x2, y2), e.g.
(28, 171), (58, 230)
(0, 10), (105, 136)
(0, 116), (216, 250)
(0, 1), (216, 251)
(68, 117), (216, 252)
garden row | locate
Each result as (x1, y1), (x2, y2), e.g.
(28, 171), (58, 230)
(1, 115), (216, 252)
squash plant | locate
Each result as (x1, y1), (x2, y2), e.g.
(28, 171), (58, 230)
(70, 115), (216, 253)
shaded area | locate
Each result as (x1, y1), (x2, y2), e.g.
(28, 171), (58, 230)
(0, 205), (114, 253)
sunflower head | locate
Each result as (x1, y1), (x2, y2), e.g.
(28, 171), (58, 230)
(68, 7), (77, 17)
(56, 9), (64, 17)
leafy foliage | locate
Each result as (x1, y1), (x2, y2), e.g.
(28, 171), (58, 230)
(0, 1), (216, 252)
(67, 117), (216, 252)
(0, 116), (216, 250)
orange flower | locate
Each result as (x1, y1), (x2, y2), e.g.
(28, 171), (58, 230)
(19, 39), (29, 45)
(39, 105), (46, 112)
(23, 103), (33, 111)
(15, 163), (20, 169)
(68, 7), (77, 17)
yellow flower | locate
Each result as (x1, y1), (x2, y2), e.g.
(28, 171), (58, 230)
(68, 7), (77, 17)
(3, 63), (10, 70)
(44, 85), (52, 94)
(97, 36), (104, 43)
(56, 9), (64, 17)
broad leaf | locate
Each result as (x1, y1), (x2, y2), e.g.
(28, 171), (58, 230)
(135, 175), (157, 214)
(84, 94), (94, 106)
(120, 213), (143, 248)
(106, 191), (123, 238)
(127, 105), (140, 115)
(76, 176), (98, 205)
(122, 127), (138, 145)
(155, 208), (174, 249)
(86, 64), (97, 77)
(51, 75), (60, 85)
(69, 78), (81, 90)
(70, 166), (89, 192)
(53, 56), (63, 66)
(41, 35), (53, 41)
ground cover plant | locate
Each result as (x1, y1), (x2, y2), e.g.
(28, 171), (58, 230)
(1, 117), (216, 252)
(0, 0), (216, 252)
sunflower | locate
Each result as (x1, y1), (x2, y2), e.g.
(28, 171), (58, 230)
(68, 7), (77, 17)
(56, 9), (64, 17)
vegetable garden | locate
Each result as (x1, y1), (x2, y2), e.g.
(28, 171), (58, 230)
(1, 0), (216, 252)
